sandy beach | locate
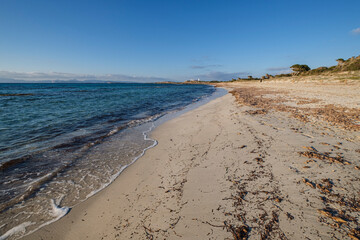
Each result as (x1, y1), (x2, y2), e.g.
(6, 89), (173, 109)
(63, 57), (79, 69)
(24, 80), (360, 240)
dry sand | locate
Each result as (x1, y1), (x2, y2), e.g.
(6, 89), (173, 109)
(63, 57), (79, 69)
(24, 80), (360, 240)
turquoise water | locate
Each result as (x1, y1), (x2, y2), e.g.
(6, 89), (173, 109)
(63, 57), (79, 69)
(0, 83), (216, 239)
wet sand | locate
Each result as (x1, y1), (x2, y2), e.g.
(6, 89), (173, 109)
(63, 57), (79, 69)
(24, 80), (360, 239)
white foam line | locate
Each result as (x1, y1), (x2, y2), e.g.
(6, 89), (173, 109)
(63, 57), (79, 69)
(19, 199), (70, 239)
(50, 199), (70, 218)
(15, 124), (158, 240)
(85, 122), (157, 199)
(0, 222), (34, 240)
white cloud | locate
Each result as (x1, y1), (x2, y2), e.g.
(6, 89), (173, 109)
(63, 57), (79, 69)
(265, 67), (292, 75)
(195, 71), (250, 81)
(351, 27), (360, 35)
(0, 71), (170, 83)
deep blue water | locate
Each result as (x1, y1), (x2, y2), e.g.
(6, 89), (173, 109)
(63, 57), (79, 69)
(0, 83), (216, 239)
(0, 83), (214, 165)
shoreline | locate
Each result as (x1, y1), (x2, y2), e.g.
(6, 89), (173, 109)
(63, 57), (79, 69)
(8, 86), (224, 240)
(0, 84), (220, 240)
(22, 91), (235, 240)
(24, 80), (359, 239)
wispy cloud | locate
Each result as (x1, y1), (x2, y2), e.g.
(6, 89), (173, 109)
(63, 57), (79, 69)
(0, 71), (170, 83)
(351, 27), (360, 35)
(190, 64), (222, 69)
(195, 71), (249, 81)
(265, 67), (292, 75)
(266, 67), (290, 72)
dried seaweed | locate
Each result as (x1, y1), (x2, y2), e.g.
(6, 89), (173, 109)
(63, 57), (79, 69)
(302, 178), (316, 188)
(299, 150), (351, 165)
(230, 87), (360, 131)
(286, 212), (294, 220)
(318, 208), (348, 223)
(348, 228), (360, 240)
(224, 221), (250, 240)
(245, 109), (268, 115)
(260, 211), (281, 240)
(297, 99), (321, 105)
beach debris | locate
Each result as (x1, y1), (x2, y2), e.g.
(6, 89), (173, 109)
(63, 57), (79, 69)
(245, 109), (268, 115)
(302, 146), (318, 152)
(170, 216), (181, 228)
(230, 87), (360, 131)
(323, 193), (360, 212)
(318, 209), (333, 218)
(260, 211), (284, 240)
(224, 221), (249, 240)
(143, 226), (154, 240)
(314, 179), (333, 194)
(302, 178), (316, 189)
(254, 157), (264, 163)
(348, 228), (360, 240)
(224, 169), (286, 239)
(238, 191), (248, 202)
(332, 216), (347, 223)
(299, 150), (351, 165)
(355, 166), (360, 170)
(192, 218), (224, 228)
(286, 212), (294, 220)
(289, 166), (299, 173)
(321, 178), (333, 186)
(317, 208), (348, 223)
(297, 98), (321, 105)
(141, 216), (183, 239)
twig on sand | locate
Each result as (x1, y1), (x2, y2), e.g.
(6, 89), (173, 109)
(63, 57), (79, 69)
(192, 218), (225, 228)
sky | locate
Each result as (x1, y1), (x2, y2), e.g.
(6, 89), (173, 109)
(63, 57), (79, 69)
(0, 0), (359, 82)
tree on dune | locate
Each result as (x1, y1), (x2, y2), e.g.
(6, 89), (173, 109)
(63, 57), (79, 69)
(290, 64), (311, 75)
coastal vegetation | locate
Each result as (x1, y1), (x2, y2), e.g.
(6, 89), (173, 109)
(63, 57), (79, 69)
(219, 54), (360, 82)
(272, 54), (360, 78)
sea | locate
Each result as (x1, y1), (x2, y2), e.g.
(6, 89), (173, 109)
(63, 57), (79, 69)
(0, 83), (224, 239)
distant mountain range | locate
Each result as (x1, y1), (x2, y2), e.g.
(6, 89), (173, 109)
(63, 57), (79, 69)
(0, 78), (135, 83)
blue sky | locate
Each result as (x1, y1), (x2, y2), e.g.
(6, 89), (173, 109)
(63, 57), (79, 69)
(0, 0), (359, 82)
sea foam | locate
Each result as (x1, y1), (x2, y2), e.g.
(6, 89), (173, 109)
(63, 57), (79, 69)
(0, 222), (34, 240)
(50, 199), (70, 218)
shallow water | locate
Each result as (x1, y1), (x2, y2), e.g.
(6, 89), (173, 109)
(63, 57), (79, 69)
(0, 83), (217, 239)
